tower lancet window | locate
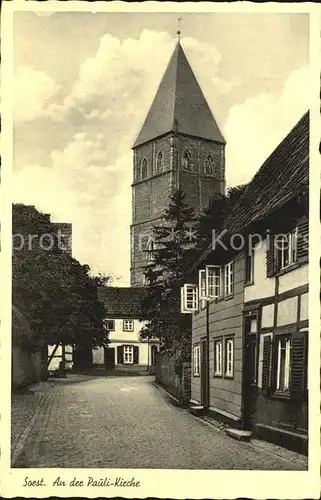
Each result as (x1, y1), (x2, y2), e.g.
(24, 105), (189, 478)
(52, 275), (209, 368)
(156, 151), (163, 174)
(146, 238), (156, 262)
(204, 154), (216, 175)
(182, 150), (192, 171)
(141, 158), (148, 179)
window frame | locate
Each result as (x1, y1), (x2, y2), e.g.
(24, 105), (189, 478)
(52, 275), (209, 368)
(274, 334), (292, 395)
(141, 158), (148, 179)
(224, 337), (234, 378)
(224, 260), (234, 297)
(204, 153), (215, 175)
(193, 344), (200, 377)
(275, 227), (298, 272)
(156, 151), (163, 174)
(146, 238), (156, 263)
(205, 265), (222, 300)
(123, 320), (134, 332)
(123, 345), (134, 364)
(181, 284), (198, 313)
(181, 149), (192, 171)
(213, 338), (223, 377)
(103, 319), (115, 331)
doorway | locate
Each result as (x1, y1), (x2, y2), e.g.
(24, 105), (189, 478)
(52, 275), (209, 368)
(104, 347), (115, 370)
(243, 333), (258, 429)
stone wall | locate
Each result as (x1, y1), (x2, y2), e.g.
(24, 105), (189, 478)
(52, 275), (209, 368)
(155, 350), (191, 405)
(12, 306), (44, 389)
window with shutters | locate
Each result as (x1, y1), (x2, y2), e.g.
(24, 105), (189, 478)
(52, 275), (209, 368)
(123, 320), (134, 332)
(224, 261), (234, 297)
(206, 265), (222, 299)
(225, 338), (234, 377)
(214, 339), (223, 376)
(275, 227), (298, 272)
(193, 344), (200, 376)
(103, 319), (115, 331)
(275, 335), (292, 393)
(181, 284), (198, 313)
(123, 345), (134, 364)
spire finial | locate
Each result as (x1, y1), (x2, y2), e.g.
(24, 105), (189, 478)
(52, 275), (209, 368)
(177, 17), (182, 42)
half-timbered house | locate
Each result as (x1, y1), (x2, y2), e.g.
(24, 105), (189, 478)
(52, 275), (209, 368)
(181, 112), (309, 453)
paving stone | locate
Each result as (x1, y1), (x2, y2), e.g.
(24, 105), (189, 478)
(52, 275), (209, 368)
(11, 374), (308, 470)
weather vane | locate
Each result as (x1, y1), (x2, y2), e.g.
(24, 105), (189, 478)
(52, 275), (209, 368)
(177, 17), (182, 41)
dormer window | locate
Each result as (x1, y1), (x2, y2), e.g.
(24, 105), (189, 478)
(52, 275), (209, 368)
(141, 158), (148, 179)
(204, 154), (215, 175)
(156, 151), (163, 174)
(182, 150), (192, 170)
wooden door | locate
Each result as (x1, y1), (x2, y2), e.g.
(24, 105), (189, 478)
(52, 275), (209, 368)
(104, 347), (115, 369)
(243, 334), (258, 429)
(200, 338), (209, 407)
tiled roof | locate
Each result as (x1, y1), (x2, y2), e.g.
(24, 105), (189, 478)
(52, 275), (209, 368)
(192, 111), (309, 270)
(224, 111), (309, 234)
(98, 286), (148, 318)
(133, 41), (225, 148)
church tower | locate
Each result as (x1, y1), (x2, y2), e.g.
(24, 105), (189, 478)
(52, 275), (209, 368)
(130, 39), (226, 286)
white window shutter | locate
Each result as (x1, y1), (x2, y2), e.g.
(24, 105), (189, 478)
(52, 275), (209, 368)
(198, 269), (206, 300)
(180, 286), (186, 313)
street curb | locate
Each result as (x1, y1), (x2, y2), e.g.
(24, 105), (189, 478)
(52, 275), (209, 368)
(152, 381), (188, 408)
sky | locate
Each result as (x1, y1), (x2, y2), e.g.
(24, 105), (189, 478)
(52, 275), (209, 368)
(12, 11), (310, 285)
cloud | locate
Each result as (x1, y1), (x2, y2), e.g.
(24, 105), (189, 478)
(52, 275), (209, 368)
(14, 66), (61, 125)
(13, 28), (308, 284)
(224, 65), (311, 187)
(13, 132), (133, 283)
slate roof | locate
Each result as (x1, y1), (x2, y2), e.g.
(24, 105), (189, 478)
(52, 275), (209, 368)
(191, 111), (309, 270)
(98, 286), (148, 318)
(133, 41), (225, 148)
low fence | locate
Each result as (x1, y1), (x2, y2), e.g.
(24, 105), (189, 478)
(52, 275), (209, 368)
(155, 350), (191, 405)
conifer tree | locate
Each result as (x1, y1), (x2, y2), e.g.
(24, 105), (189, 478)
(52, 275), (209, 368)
(140, 189), (197, 358)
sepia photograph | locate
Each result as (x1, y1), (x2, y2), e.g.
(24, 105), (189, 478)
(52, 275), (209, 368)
(1, 2), (320, 499)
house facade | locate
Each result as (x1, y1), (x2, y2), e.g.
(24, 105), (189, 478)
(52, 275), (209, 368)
(95, 287), (160, 374)
(182, 112), (309, 453)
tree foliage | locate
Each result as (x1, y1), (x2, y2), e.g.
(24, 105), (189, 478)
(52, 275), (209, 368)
(197, 184), (248, 250)
(12, 204), (109, 352)
(140, 186), (248, 364)
(140, 189), (197, 361)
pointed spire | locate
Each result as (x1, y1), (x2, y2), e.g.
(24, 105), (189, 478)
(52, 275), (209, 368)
(133, 41), (225, 148)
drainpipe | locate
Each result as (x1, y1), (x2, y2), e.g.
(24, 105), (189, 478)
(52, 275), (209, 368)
(206, 300), (210, 410)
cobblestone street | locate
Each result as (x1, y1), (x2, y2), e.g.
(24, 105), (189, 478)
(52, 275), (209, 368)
(12, 375), (307, 469)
